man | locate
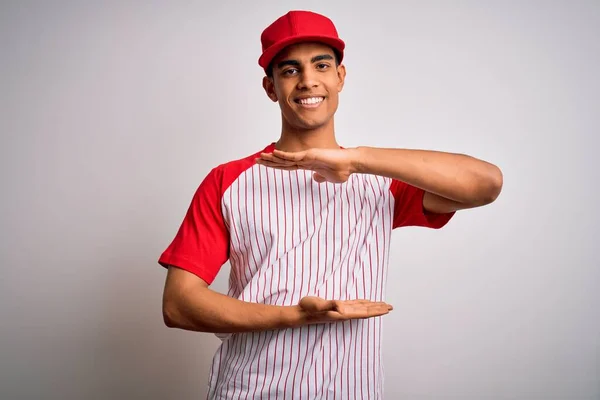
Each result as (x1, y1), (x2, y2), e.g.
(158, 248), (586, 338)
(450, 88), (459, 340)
(159, 10), (502, 399)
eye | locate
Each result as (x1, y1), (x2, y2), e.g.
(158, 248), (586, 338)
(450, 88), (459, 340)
(282, 68), (299, 76)
(316, 63), (330, 70)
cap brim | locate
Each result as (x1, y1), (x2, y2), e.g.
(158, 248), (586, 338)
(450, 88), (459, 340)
(258, 35), (345, 70)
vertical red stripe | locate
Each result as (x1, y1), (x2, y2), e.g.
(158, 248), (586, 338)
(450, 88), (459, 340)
(267, 168), (284, 399)
(236, 176), (251, 289)
(289, 170), (305, 398)
(373, 177), (385, 397)
(236, 168), (264, 394)
(245, 166), (268, 399)
(365, 178), (380, 399)
(262, 168), (279, 398)
(209, 164), (397, 398)
(229, 334), (248, 397)
(349, 179), (361, 399)
(243, 172), (256, 300)
(229, 182), (245, 295)
(314, 180), (323, 396)
(275, 170), (290, 396)
(304, 174), (317, 398)
(281, 172), (297, 398)
(215, 185), (248, 397)
(220, 335), (240, 397)
(343, 178), (357, 398)
(321, 183), (330, 399)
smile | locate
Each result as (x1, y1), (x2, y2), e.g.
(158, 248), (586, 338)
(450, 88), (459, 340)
(295, 97), (325, 108)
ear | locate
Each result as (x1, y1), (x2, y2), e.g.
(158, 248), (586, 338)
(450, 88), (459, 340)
(262, 76), (278, 102)
(336, 64), (346, 93)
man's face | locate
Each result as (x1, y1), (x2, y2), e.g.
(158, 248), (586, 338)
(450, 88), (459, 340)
(263, 42), (346, 131)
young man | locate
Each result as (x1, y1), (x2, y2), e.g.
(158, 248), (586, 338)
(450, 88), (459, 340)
(159, 10), (502, 399)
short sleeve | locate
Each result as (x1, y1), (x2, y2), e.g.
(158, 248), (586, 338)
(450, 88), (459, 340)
(390, 178), (454, 229)
(158, 167), (229, 284)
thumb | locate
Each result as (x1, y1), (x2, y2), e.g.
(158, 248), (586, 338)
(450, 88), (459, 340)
(313, 172), (327, 183)
(299, 296), (335, 313)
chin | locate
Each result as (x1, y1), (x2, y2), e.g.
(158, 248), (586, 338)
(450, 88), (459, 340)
(282, 108), (333, 131)
(294, 113), (332, 129)
(296, 120), (329, 131)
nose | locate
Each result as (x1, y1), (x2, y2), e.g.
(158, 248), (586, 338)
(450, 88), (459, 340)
(297, 69), (319, 90)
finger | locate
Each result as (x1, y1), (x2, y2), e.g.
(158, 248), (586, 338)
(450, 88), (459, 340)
(324, 310), (344, 321)
(357, 307), (390, 319)
(342, 300), (367, 306)
(344, 302), (392, 318)
(299, 296), (335, 313)
(272, 149), (305, 161)
(313, 172), (327, 183)
(360, 300), (392, 309)
(256, 160), (299, 170)
(368, 304), (393, 315)
(344, 299), (374, 305)
(340, 308), (389, 321)
(258, 153), (294, 164)
(365, 302), (393, 312)
(258, 153), (298, 166)
(366, 303), (391, 311)
(333, 302), (345, 314)
(321, 299), (338, 312)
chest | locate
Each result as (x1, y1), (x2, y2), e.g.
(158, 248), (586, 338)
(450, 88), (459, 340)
(221, 166), (393, 245)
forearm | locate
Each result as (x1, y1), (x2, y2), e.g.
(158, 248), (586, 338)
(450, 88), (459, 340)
(351, 146), (503, 205)
(164, 285), (304, 333)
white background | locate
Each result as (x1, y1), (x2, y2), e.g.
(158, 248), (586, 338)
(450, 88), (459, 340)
(1, 1), (598, 399)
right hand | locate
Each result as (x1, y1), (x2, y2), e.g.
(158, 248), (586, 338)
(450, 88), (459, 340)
(295, 296), (393, 325)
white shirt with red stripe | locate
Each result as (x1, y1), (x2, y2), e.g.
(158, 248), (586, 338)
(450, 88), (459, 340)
(159, 143), (453, 399)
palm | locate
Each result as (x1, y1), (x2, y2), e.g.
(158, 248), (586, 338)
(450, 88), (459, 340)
(257, 148), (355, 183)
(298, 296), (392, 324)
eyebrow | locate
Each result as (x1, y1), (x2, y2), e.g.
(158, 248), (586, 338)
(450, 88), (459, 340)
(276, 54), (335, 69)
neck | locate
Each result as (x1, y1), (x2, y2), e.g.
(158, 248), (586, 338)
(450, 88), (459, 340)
(275, 117), (340, 152)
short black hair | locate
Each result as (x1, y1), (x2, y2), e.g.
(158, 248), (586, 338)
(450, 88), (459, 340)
(266, 48), (341, 77)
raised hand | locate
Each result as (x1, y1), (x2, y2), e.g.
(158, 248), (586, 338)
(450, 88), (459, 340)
(256, 148), (359, 183)
(296, 296), (393, 325)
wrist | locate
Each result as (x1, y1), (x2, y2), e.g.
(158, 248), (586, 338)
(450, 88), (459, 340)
(280, 305), (305, 328)
(349, 147), (367, 174)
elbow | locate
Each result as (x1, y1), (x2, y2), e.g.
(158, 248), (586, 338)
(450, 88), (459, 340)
(162, 290), (191, 329)
(161, 268), (213, 331)
(487, 164), (504, 202)
(162, 298), (180, 328)
(162, 290), (210, 332)
(478, 164), (503, 205)
(466, 164), (503, 207)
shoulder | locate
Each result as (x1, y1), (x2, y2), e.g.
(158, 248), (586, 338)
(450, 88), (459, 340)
(208, 143), (276, 192)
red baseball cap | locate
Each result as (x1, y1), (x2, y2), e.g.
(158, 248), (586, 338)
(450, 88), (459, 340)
(258, 10), (345, 71)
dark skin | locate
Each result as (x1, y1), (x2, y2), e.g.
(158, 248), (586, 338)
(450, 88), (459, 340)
(162, 43), (393, 333)
(163, 41), (502, 333)
(258, 43), (503, 213)
(262, 42), (346, 151)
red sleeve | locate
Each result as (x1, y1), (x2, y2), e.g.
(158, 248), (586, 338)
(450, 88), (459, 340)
(158, 166), (229, 284)
(390, 178), (454, 229)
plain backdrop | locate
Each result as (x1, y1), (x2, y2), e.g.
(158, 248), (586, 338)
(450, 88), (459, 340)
(1, 1), (598, 399)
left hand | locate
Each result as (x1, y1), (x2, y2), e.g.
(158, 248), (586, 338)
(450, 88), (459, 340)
(256, 148), (358, 183)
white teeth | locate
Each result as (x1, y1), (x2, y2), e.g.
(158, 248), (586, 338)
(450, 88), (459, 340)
(298, 97), (324, 105)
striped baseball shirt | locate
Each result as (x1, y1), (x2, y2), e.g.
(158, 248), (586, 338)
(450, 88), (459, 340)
(159, 143), (453, 399)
